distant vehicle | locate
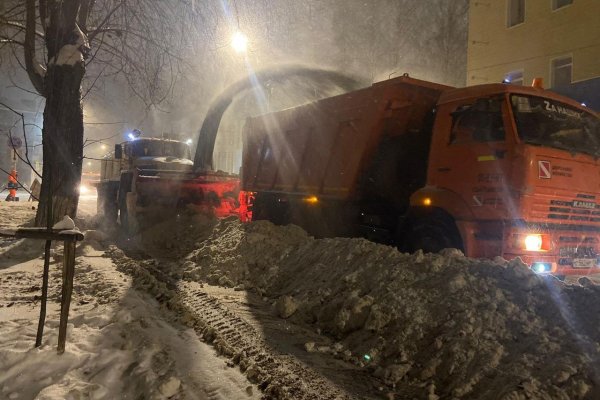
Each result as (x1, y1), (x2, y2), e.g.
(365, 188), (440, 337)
(241, 74), (600, 278)
(96, 136), (239, 233)
(79, 172), (100, 195)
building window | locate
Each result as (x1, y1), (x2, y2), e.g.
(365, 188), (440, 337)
(507, 0), (525, 27)
(505, 70), (524, 85)
(551, 56), (572, 87)
(552, 0), (573, 10)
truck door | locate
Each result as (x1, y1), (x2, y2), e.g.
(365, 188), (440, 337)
(433, 97), (513, 220)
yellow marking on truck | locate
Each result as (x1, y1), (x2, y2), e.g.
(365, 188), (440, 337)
(477, 155), (496, 162)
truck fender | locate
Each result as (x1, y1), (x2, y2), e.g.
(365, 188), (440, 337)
(409, 186), (474, 221)
(404, 186), (476, 253)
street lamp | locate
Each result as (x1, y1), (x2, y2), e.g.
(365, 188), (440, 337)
(231, 31), (248, 53)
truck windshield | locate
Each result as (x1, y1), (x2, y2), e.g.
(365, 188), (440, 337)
(510, 95), (600, 157)
(129, 140), (191, 159)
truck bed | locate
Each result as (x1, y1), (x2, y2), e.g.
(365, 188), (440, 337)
(242, 76), (451, 201)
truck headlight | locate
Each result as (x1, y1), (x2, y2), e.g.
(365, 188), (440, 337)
(514, 233), (552, 251)
(531, 262), (552, 273)
(524, 234), (543, 251)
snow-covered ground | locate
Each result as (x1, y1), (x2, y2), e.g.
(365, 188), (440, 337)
(3, 198), (600, 399)
(0, 202), (258, 400)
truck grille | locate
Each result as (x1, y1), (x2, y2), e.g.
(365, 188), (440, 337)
(532, 193), (600, 223)
(557, 235), (599, 266)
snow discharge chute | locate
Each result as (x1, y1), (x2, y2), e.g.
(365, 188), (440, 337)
(193, 64), (363, 173)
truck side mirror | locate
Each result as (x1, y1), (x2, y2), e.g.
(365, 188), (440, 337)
(114, 144), (122, 159)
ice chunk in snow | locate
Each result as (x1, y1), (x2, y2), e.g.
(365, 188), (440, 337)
(159, 377), (181, 397)
(53, 215), (76, 230)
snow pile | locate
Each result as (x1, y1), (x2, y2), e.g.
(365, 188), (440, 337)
(134, 210), (218, 259)
(180, 219), (600, 399)
(184, 220), (309, 290)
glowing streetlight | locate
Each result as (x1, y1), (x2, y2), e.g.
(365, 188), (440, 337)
(231, 31), (248, 53)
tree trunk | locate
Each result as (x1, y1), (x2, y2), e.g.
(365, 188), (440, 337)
(35, 63), (85, 227)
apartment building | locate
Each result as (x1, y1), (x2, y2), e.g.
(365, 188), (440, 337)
(468, 0), (600, 110)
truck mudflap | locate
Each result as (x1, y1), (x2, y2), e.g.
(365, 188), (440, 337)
(502, 225), (600, 276)
(238, 191), (254, 222)
(135, 172), (242, 218)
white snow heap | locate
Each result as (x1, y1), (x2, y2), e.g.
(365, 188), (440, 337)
(176, 218), (600, 399)
(50, 24), (89, 66)
(52, 215), (76, 230)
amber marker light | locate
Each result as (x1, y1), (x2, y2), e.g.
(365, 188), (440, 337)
(422, 198), (432, 206)
(531, 78), (544, 89)
(304, 195), (319, 204)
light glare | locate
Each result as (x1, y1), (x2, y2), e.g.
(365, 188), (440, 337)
(231, 31), (248, 53)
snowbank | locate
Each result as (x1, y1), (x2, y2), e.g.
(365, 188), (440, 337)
(179, 218), (600, 399)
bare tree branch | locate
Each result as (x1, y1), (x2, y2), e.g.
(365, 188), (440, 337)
(87, 2), (122, 42)
(24, 0), (45, 94)
(0, 100), (43, 179)
(0, 18), (45, 39)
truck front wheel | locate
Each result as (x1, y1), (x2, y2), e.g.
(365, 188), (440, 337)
(403, 211), (464, 254)
(119, 192), (139, 235)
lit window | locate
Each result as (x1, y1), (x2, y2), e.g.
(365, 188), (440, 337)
(505, 70), (524, 85)
(551, 56), (572, 88)
(507, 0), (525, 27)
(552, 0), (573, 10)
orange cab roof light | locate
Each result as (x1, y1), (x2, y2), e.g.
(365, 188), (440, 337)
(531, 78), (544, 89)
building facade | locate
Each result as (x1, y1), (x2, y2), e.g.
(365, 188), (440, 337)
(468, 0), (600, 110)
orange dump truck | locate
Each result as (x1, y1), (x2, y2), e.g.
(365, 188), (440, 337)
(241, 75), (600, 277)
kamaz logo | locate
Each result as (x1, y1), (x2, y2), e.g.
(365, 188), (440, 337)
(573, 200), (596, 209)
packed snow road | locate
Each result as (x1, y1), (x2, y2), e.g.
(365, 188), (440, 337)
(108, 246), (381, 399)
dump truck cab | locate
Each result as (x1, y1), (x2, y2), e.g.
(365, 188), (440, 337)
(96, 136), (195, 229)
(415, 83), (600, 276)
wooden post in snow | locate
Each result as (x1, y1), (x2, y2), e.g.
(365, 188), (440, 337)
(57, 239), (76, 354)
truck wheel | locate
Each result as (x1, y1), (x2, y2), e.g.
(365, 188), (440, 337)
(119, 192), (139, 235)
(251, 193), (290, 225)
(97, 184), (118, 225)
(404, 213), (463, 254)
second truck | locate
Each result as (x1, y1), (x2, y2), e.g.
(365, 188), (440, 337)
(96, 136), (240, 233)
(241, 74), (600, 278)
